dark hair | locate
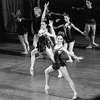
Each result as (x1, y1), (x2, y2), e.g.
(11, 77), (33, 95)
(58, 31), (65, 37)
(63, 13), (69, 17)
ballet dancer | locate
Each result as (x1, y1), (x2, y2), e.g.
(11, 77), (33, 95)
(30, 20), (56, 76)
(12, 9), (30, 54)
(45, 34), (83, 100)
(72, 0), (99, 48)
(56, 14), (84, 61)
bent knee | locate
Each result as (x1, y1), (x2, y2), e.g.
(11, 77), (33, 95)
(45, 69), (48, 74)
(24, 41), (29, 44)
(31, 48), (38, 55)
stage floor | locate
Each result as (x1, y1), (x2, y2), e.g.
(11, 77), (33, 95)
(0, 35), (100, 100)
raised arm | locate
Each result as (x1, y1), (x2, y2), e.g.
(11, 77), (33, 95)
(41, 2), (49, 22)
(49, 20), (57, 38)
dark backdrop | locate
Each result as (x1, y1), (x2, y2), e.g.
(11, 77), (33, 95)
(0, 0), (100, 35)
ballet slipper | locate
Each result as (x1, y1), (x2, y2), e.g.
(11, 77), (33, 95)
(30, 68), (34, 76)
(58, 73), (63, 78)
(73, 93), (78, 100)
(36, 54), (43, 59)
(66, 60), (73, 63)
(21, 51), (28, 54)
(45, 85), (49, 94)
(86, 45), (92, 49)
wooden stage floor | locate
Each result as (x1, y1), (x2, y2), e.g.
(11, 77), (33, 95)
(0, 35), (100, 100)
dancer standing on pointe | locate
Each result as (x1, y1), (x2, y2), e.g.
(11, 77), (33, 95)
(72, 0), (99, 48)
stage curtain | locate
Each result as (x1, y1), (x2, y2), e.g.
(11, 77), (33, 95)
(1, 0), (40, 33)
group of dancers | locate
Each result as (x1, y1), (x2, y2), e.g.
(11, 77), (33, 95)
(12, 0), (99, 100)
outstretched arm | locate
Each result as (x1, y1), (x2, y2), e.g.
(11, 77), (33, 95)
(72, 6), (85, 11)
(62, 47), (84, 61)
(55, 24), (64, 29)
(71, 23), (84, 35)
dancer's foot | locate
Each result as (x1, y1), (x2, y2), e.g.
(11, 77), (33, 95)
(66, 60), (73, 63)
(93, 43), (99, 47)
(58, 72), (63, 78)
(58, 74), (63, 78)
(76, 56), (84, 60)
(21, 51), (28, 54)
(30, 68), (34, 76)
(86, 45), (92, 49)
(58, 70), (63, 78)
(36, 53), (43, 59)
(45, 85), (49, 94)
(73, 94), (78, 100)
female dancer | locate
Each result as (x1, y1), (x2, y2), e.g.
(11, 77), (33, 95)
(12, 9), (30, 54)
(30, 21), (55, 76)
(45, 34), (83, 100)
(56, 14), (84, 59)
(50, 19), (84, 78)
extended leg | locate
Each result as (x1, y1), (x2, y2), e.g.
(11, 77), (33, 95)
(45, 65), (55, 94)
(30, 48), (38, 76)
(60, 66), (77, 99)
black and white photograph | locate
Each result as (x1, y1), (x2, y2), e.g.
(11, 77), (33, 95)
(0, 0), (100, 100)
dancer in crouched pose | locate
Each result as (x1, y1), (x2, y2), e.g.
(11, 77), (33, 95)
(45, 34), (84, 100)
(30, 21), (56, 76)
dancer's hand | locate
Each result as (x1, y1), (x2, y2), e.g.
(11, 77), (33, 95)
(72, 6), (75, 9)
(49, 20), (53, 27)
(83, 31), (86, 35)
(44, 2), (49, 10)
(55, 19), (60, 22)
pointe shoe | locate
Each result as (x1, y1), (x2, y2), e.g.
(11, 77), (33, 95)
(66, 60), (73, 63)
(86, 45), (92, 49)
(21, 51), (28, 54)
(58, 73), (63, 78)
(45, 85), (49, 94)
(30, 69), (34, 76)
(73, 95), (78, 100)
(36, 54), (43, 59)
